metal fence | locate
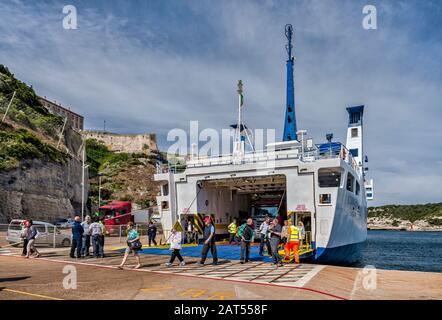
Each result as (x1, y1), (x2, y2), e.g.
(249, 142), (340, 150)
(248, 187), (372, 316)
(0, 223), (72, 250)
(0, 223), (172, 251)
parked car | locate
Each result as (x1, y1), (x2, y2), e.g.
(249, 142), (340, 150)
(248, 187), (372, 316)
(53, 218), (74, 229)
(6, 219), (71, 247)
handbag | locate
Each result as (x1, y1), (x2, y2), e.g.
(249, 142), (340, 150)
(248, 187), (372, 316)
(129, 240), (142, 250)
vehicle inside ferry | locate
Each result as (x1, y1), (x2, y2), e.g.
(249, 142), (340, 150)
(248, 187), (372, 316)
(194, 174), (313, 252)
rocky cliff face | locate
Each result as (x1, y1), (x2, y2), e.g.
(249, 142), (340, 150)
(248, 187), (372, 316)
(0, 157), (88, 223)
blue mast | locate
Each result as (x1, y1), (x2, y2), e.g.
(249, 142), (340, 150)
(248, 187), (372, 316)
(283, 24), (297, 141)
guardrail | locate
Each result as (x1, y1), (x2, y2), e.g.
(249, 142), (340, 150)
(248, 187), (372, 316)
(156, 142), (362, 178)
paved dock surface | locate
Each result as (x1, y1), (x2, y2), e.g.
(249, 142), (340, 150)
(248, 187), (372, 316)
(0, 246), (441, 300)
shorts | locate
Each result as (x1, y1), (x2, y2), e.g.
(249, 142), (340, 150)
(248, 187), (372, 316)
(125, 246), (140, 254)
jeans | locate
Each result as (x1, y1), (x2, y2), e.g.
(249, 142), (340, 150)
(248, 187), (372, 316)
(70, 238), (82, 258)
(240, 240), (251, 262)
(170, 249), (184, 263)
(228, 233), (237, 244)
(259, 234), (272, 256)
(270, 237), (281, 264)
(81, 235), (91, 256)
(92, 234), (104, 257)
(148, 232), (157, 246)
(200, 241), (218, 263)
(22, 238), (29, 255)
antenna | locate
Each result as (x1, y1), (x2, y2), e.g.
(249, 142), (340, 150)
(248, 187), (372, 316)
(283, 24), (297, 141)
(233, 80), (254, 157)
(285, 24), (293, 60)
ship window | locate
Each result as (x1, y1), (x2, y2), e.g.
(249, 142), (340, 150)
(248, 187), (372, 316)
(162, 184), (169, 196)
(349, 149), (358, 157)
(351, 128), (358, 138)
(350, 112), (361, 124)
(319, 194), (331, 204)
(318, 167), (342, 187)
(355, 181), (360, 195)
(346, 173), (355, 192)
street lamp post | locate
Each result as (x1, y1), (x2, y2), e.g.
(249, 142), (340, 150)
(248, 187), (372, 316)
(81, 143), (89, 221)
(98, 174), (102, 207)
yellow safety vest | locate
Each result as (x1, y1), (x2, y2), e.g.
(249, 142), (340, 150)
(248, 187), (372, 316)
(289, 225), (299, 242)
(228, 223), (237, 234)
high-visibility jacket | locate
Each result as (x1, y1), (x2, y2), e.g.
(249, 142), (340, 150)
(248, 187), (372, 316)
(288, 225), (300, 242)
(228, 223), (237, 234)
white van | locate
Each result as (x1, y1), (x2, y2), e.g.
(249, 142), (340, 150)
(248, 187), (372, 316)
(6, 219), (71, 247)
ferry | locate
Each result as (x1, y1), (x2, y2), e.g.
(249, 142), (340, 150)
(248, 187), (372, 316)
(154, 25), (373, 265)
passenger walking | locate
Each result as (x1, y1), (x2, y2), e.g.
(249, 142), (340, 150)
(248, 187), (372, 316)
(147, 220), (158, 246)
(25, 220), (40, 259)
(238, 218), (254, 264)
(186, 218), (195, 244)
(81, 215), (91, 257)
(99, 217), (106, 256)
(284, 219), (300, 264)
(258, 216), (272, 256)
(227, 219), (238, 244)
(165, 227), (185, 267)
(198, 216), (218, 265)
(118, 222), (142, 269)
(281, 220), (289, 245)
(20, 219), (30, 256)
(269, 218), (283, 266)
(70, 215), (84, 258)
(89, 217), (104, 258)
(297, 221), (306, 245)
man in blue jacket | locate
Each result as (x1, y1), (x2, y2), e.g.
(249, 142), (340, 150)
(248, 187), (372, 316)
(70, 215), (84, 258)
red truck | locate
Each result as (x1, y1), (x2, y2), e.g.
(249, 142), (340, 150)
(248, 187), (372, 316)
(98, 201), (133, 234)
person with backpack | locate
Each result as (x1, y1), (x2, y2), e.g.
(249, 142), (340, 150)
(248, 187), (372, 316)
(25, 220), (40, 259)
(238, 218), (254, 264)
(227, 218), (238, 244)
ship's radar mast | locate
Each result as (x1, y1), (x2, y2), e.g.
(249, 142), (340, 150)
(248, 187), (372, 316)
(283, 24), (298, 141)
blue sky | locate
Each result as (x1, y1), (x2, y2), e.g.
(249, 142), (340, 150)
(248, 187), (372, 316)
(0, 0), (441, 206)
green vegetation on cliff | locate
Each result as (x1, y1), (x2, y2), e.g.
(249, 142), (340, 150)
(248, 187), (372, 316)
(368, 203), (442, 225)
(0, 65), (64, 138)
(86, 139), (159, 209)
(0, 65), (69, 171)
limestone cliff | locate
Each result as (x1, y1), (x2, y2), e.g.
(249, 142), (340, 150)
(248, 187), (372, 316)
(0, 64), (88, 223)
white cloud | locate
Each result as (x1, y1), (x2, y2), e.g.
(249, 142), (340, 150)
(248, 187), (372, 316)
(0, 0), (441, 205)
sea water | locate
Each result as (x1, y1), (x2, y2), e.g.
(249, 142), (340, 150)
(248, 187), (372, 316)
(355, 230), (442, 272)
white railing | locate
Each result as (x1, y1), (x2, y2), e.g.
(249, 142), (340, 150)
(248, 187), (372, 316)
(156, 142), (361, 176)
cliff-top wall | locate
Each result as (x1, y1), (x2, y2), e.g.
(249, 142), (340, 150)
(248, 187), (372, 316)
(82, 131), (158, 154)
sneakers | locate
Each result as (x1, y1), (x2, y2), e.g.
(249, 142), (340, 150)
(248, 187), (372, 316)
(165, 262), (172, 267)
(240, 260), (245, 264)
(212, 262), (219, 265)
(197, 262), (204, 266)
(179, 261), (186, 267)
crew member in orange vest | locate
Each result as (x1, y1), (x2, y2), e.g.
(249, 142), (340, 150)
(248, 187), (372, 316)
(284, 219), (300, 264)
